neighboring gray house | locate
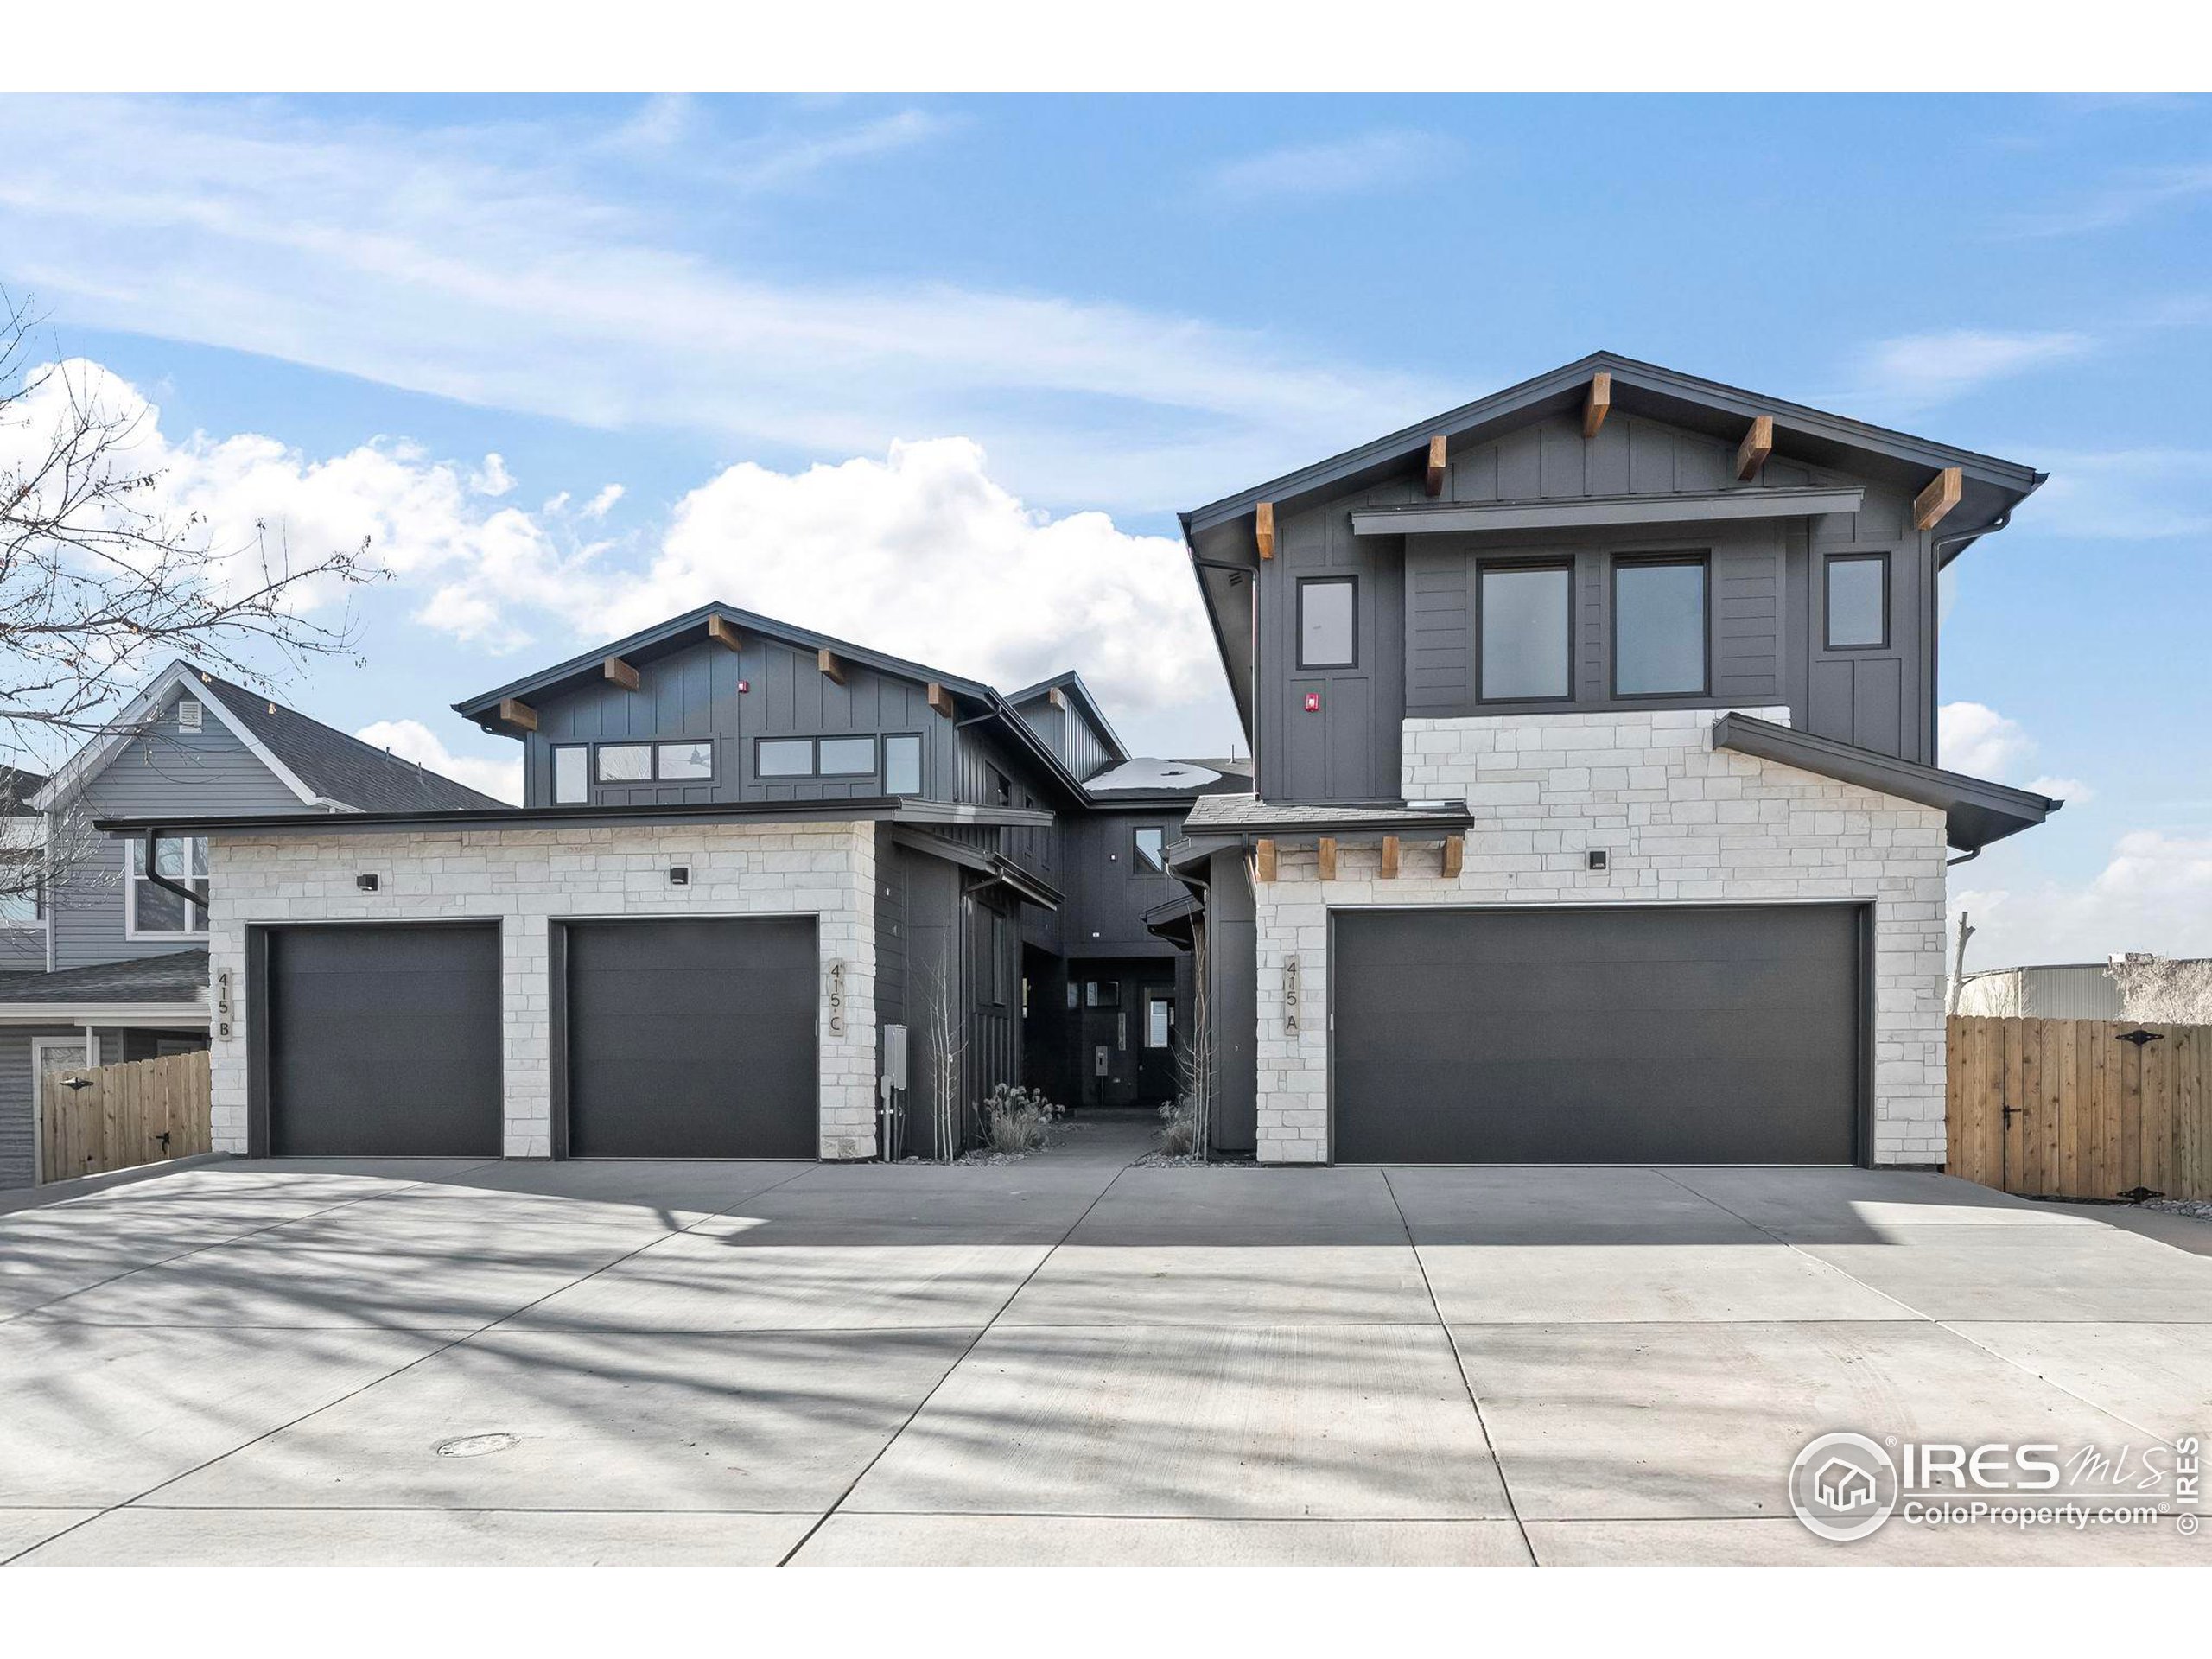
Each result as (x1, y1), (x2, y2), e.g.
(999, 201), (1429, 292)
(0, 660), (499, 1188)
(100, 352), (2062, 1173)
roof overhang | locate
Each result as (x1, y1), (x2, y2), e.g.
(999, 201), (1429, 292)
(1349, 486), (1865, 538)
(95, 798), (1056, 840)
(0, 1001), (208, 1025)
(1006, 670), (1132, 767)
(888, 823), (1062, 911)
(1711, 712), (2059, 853)
(1181, 797), (1475, 841)
(1143, 892), (1200, 949)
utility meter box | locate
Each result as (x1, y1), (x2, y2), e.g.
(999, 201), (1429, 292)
(881, 1023), (909, 1093)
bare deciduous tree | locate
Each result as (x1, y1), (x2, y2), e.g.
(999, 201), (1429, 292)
(2105, 954), (2212, 1025)
(0, 292), (379, 902)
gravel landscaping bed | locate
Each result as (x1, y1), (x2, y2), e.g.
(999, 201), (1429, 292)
(2143, 1197), (2212, 1224)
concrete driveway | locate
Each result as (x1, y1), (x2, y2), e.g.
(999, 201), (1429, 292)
(2, 1116), (2208, 1567)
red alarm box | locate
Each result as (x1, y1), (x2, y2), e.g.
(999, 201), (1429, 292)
(1304, 692), (1321, 713)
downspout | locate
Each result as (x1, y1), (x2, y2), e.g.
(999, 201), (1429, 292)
(138, 827), (207, 910)
(1946, 847), (1980, 869)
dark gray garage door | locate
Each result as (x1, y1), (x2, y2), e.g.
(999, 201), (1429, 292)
(263, 923), (503, 1157)
(563, 917), (818, 1159)
(1332, 905), (1863, 1164)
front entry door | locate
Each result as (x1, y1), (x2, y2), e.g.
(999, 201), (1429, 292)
(1077, 975), (1135, 1108)
(1134, 984), (1178, 1105)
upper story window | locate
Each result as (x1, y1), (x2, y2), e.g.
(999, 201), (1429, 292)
(1298, 578), (1357, 669)
(757, 735), (877, 779)
(552, 746), (588, 804)
(1825, 554), (1889, 649)
(1133, 825), (1166, 873)
(1612, 556), (1708, 697)
(587, 740), (716, 789)
(884, 734), (923, 796)
(128, 836), (208, 938)
(1478, 562), (1573, 702)
(596, 744), (652, 784)
(0, 819), (45, 928)
(987, 766), (1011, 807)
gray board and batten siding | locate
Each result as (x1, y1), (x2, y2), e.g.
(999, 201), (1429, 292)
(519, 633), (957, 810)
(1251, 408), (1936, 804)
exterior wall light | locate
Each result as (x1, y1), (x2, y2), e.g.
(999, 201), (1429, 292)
(668, 865), (690, 886)
(356, 874), (379, 892)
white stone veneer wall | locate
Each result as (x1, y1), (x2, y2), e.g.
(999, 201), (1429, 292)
(1252, 707), (1948, 1166)
(205, 820), (878, 1160)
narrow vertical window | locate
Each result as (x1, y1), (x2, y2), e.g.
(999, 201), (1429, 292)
(1298, 577), (1357, 668)
(884, 734), (923, 796)
(552, 746), (588, 804)
(1825, 554), (1888, 648)
(1134, 826), (1166, 873)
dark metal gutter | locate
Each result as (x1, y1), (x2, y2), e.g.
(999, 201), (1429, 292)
(1710, 712), (2059, 852)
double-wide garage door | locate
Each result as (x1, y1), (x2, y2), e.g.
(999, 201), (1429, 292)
(1332, 905), (1864, 1165)
(257, 917), (818, 1159)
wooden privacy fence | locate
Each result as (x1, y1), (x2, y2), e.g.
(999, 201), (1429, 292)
(40, 1049), (212, 1185)
(1948, 1016), (2212, 1201)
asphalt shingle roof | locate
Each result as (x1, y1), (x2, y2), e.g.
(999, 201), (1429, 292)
(0, 949), (207, 1005)
(202, 675), (503, 812)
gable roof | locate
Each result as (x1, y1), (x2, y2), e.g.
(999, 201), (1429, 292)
(1179, 350), (2049, 735)
(30, 659), (503, 815)
(199, 673), (504, 812)
(453, 601), (1001, 725)
(454, 603), (1096, 809)
(1005, 670), (1130, 767)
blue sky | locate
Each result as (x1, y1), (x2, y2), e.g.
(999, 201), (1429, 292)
(3, 92), (2208, 967)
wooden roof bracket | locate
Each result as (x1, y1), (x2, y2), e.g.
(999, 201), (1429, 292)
(1582, 371), (1612, 439)
(1255, 500), (1276, 560)
(1424, 435), (1447, 496)
(1914, 466), (1963, 531)
(1736, 414), (1774, 480)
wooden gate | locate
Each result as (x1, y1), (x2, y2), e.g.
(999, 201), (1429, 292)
(39, 1049), (212, 1184)
(1947, 1016), (2212, 1200)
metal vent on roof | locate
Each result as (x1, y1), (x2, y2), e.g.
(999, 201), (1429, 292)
(176, 699), (203, 732)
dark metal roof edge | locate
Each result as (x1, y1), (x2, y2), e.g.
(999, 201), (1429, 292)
(1181, 350), (2042, 535)
(95, 798), (914, 836)
(452, 602), (999, 720)
(1711, 713), (2059, 848)
(1004, 669), (1132, 765)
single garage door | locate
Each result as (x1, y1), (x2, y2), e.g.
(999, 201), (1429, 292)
(262, 923), (503, 1157)
(563, 917), (817, 1158)
(1332, 905), (1863, 1164)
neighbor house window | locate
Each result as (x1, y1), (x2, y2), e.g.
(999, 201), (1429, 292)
(1298, 577), (1357, 668)
(1085, 979), (1120, 1007)
(884, 734), (923, 796)
(0, 818), (46, 927)
(595, 744), (652, 783)
(1134, 826), (1166, 873)
(1825, 554), (1888, 649)
(818, 736), (876, 776)
(128, 836), (208, 937)
(1613, 556), (1708, 697)
(1478, 563), (1573, 701)
(552, 745), (588, 804)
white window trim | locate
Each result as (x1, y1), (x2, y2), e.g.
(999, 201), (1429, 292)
(124, 836), (210, 942)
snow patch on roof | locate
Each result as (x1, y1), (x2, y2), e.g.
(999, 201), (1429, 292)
(1084, 757), (1224, 794)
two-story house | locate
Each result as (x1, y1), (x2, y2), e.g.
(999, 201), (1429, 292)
(99, 611), (1233, 1166)
(1173, 352), (2057, 1166)
(97, 353), (2058, 1173)
(0, 659), (500, 1188)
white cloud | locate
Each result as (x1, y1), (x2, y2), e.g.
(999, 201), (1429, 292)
(426, 436), (1228, 728)
(2025, 775), (2095, 804)
(0, 97), (1449, 512)
(353, 718), (522, 804)
(2005, 161), (2212, 238)
(1853, 328), (2092, 410)
(1938, 702), (2037, 779)
(1210, 130), (1459, 200)
(580, 484), (624, 520)
(469, 453), (514, 497)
